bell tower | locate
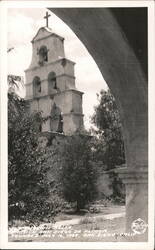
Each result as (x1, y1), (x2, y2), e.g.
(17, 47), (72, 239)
(25, 13), (84, 135)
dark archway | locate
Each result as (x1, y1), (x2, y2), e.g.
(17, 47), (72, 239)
(48, 71), (57, 93)
(49, 8), (148, 241)
(38, 45), (48, 66)
(33, 76), (41, 97)
(50, 103), (63, 133)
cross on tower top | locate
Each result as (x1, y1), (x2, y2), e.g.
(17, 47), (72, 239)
(44, 11), (51, 28)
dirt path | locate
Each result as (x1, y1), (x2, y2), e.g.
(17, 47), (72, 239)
(53, 211), (125, 227)
(9, 205), (126, 242)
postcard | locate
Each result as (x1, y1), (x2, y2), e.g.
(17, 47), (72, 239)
(0, 1), (154, 249)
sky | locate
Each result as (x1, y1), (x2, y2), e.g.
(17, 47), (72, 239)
(7, 8), (108, 129)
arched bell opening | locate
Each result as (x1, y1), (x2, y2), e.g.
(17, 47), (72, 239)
(38, 45), (48, 66)
(48, 71), (57, 94)
(33, 76), (41, 97)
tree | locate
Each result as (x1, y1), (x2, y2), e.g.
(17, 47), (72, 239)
(53, 134), (98, 212)
(8, 91), (61, 222)
(91, 89), (125, 202)
(91, 89), (125, 170)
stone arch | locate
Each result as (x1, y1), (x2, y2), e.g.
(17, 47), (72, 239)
(48, 71), (57, 93)
(50, 8), (148, 240)
(33, 76), (41, 97)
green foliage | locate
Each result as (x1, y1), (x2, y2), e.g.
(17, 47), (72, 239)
(52, 134), (98, 211)
(8, 92), (61, 222)
(91, 89), (125, 170)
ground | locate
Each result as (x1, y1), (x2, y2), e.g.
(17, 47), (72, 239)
(8, 204), (131, 242)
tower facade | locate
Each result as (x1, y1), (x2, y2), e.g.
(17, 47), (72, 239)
(25, 26), (84, 135)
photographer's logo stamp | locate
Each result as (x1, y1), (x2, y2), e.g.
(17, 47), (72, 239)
(131, 218), (148, 234)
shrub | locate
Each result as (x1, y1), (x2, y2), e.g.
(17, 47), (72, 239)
(52, 134), (98, 212)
